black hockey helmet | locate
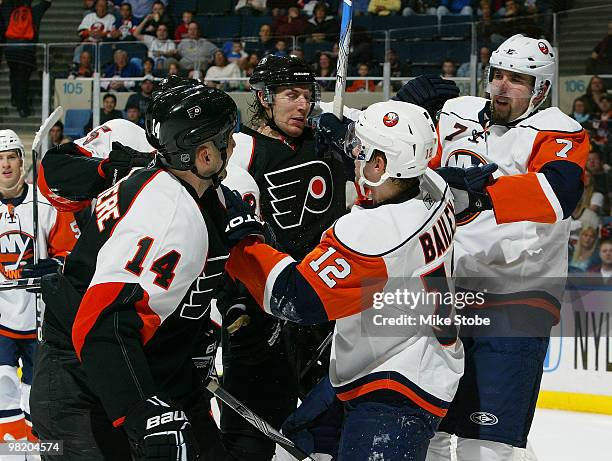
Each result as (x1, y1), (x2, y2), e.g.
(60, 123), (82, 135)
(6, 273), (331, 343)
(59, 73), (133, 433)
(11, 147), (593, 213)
(145, 79), (237, 183)
(249, 55), (321, 107)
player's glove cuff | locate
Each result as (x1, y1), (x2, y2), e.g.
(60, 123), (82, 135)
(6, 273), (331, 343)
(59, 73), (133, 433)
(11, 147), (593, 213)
(221, 185), (265, 247)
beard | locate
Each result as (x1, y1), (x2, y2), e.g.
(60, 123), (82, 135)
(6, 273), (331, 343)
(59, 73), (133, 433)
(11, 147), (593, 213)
(490, 101), (513, 124)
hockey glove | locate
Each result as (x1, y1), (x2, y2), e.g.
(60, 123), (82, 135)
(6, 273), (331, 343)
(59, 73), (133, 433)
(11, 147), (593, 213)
(282, 376), (342, 457)
(99, 142), (154, 188)
(436, 163), (498, 213)
(393, 75), (459, 120)
(221, 185), (265, 247)
(22, 257), (64, 278)
(124, 396), (200, 461)
(313, 112), (357, 181)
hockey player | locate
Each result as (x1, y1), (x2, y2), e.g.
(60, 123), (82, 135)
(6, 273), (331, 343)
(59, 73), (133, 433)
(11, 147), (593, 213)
(30, 84), (239, 460)
(0, 130), (79, 444)
(427, 34), (590, 461)
(223, 101), (464, 461)
(220, 55), (350, 460)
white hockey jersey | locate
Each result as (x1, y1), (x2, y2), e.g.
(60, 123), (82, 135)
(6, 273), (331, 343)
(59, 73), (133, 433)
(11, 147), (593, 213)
(434, 96), (589, 316)
(226, 170), (464, 417)
(0, 186), (78, 336)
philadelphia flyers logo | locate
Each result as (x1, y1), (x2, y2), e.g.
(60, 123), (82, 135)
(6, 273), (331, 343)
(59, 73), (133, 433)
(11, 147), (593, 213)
(538, 42), (549, 55)
(445, 149), (489, 226)
(264, 161), (333, 229)
(383, 112), (399, 127)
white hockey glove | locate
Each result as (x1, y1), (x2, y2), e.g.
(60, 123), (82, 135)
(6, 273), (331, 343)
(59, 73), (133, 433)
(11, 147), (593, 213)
(124, 396), (200, 461)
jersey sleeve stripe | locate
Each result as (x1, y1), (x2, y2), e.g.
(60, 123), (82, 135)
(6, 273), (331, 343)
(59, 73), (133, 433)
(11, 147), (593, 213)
(263, 255), (295, 314)
(486, 173), (557, 224)
(539, 161), (585, 219)
(133, 290), (161, 345)
(535, 172), (563, 222)
(72, 281), (127, 359)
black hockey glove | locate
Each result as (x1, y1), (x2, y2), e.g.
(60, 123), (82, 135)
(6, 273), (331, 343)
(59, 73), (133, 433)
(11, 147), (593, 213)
(22, 257), (64, 278)
(100, 142), (154, 187)
(313, 112), (356, 180)
(436, 163), (498, 213)
(393, 75), (460, 120)
(221, 185), (265, 247)
(124, 396), (200, 461)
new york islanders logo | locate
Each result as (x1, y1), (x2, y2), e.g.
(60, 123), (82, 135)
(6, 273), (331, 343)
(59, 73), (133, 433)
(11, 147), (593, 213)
(538, 42), (549, 55)
(383, 112), (399, 127)
(0, 230), (33, 280)
(264, 161), (334, 229)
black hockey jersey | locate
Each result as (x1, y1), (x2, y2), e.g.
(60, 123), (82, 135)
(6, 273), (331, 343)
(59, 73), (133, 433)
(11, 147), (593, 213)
(230, 126), (347, 260)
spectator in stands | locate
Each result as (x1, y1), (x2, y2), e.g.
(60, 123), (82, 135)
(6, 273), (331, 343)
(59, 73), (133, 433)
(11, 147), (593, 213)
(235, 0), (267, 15)
(588, 239), (612, 281)
(102, 49), (139, 91)
(125, 103), (144, 127)
(403, 0), (438, 15)
(273, 38), (289, 57)
(84, 93), (123, 133)
(441, 59), (457, 77)
(134, 22), (177, 70)
(457, 46), (490, 80)
(591, 95), (611, 152)
(570, 97), (593, 127)
(273, 6), (312, 37)
(140, 0), (173, 36)
(69, 50), (94, 78)
(226, 40), (248, 63)
(352, 0), (371, 14)
(437, 0), (474, 16)
(569, 226), (600, 273)
(5, 0), (51, 118)
(368, 0), (402, 15)
(167, 61), (180, 76)
(268, 0), (298, 17)
(126, 74), (154, 115)
(379, 48), (411, 92)
(587, 150), (611, 211)
(124, 0), (164, 21)
(580, 76), (609, 116)
(248, 24), (276, 56)
(78, 0), (116, 44)
(49, 121), (71, 146)
(347, 63), (376, 92)
(111, 2), (139, 41)
(308, 2), (338, 42)
(586, 20), (612, 75)
(142, 56), (154, 76)
(313, 52), (336, 91)
(177, 21), (217, 73)
(82, 0), (95, 16)
(174, 10), (193, 41)
(238, 54), (258, 90)
(289, 47), (305, 60)
(573, 169), (605, 230)
(204, 49), (241, 90)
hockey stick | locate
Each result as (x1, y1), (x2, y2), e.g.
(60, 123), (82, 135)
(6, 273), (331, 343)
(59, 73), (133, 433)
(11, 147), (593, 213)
(31, 106), (64, 342)
(206, 379), (314, 461)
(332, 0), (353, 119)
(0, 277), (41, 292)
(299, 331), (333, 380)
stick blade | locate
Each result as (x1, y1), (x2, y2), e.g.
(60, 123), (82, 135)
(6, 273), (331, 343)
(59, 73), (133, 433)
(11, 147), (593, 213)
(32, 106), (64, 155)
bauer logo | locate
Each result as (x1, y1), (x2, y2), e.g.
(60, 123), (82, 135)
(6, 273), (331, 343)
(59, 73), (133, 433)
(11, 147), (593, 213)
(470, 412), (498, 426)
(383, 112), (399, 127)
(187, 105), (201, 119)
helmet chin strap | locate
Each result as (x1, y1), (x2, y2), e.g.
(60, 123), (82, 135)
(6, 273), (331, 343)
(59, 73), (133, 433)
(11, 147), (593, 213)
(0, 164), (26, 197)
(356, 161), (389, 197)
(191, 149), (227, 189)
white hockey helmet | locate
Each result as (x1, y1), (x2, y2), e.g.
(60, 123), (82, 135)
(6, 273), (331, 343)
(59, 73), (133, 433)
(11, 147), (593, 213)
(345, 101), (437, 191)
(487, 34), (556, 121)
(0, 130), (25, 158)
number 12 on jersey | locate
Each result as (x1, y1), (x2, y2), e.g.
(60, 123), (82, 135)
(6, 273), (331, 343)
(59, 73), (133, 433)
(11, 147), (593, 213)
(309, 246), (352, 288)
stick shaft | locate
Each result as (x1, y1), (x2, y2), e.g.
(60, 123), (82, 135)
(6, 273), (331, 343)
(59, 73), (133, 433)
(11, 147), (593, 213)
(332, 0), (353, 118)
(206, 380), (312, 460)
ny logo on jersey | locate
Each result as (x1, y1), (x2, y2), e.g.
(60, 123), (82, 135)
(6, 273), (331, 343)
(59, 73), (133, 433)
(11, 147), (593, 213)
(264, 161), (333, 229)
(0, 231), (33, 279)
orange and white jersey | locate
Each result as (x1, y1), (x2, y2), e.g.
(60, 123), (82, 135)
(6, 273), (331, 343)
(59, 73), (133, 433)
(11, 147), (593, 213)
(434, 96), (589, 315)
(226, 169), (464, 417)
(72, 119), (155, 159)
(0, 185), (78, 337)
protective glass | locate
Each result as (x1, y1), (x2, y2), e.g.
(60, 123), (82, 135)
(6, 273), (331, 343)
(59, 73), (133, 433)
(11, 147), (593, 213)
(486, 67), (534, 100)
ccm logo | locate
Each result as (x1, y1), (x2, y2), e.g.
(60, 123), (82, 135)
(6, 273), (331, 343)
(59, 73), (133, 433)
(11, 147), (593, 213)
(146, 410), (187, 430)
